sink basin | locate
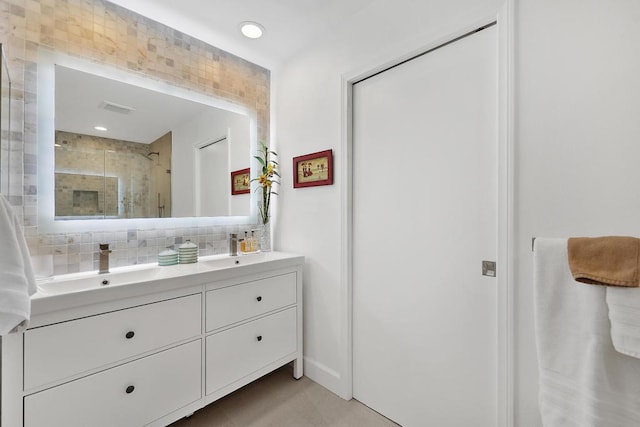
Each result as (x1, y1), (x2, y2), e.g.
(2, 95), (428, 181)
(36, 266), (169, 297)
(196, 251), (276, 269)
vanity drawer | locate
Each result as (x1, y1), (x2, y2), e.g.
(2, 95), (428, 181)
(24, 340), (201, 427)
(24, 294), (201, 390)
(206, 272), (296, 331)
(205, 307), (297, 395)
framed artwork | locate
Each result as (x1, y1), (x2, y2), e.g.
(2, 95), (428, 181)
(231, 168), (250, 195)
(293, 149), (333, 188)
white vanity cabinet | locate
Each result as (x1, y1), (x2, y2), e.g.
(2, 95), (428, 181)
(205, 272), (297, 331)
(1, 252), (304, 427)
(204, 273), (299, 397)
(24, 293), (202, 390)
(24, 340), (202, 427)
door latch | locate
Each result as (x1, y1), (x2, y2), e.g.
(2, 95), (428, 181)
(482, 261), (496, 277)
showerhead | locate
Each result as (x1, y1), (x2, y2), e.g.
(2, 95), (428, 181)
(143, 152), (160, 164)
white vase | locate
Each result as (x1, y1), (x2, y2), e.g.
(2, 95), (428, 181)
(259, 222), (271, 252)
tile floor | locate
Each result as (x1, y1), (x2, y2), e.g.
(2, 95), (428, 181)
(170, 365), (399, 427)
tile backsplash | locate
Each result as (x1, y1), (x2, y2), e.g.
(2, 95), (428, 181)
(0, 0), (270, 276)
(33, 225), (260, 277)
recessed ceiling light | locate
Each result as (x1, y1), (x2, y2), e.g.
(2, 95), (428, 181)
(240, 21), (265, 39)
(94, 126), (108, 131)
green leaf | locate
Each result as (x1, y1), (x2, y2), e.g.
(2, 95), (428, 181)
(254, 156), (265, 166)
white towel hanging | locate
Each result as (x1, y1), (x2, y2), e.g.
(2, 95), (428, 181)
(534, 238), (640, 427)
(0, 194), (37, 334)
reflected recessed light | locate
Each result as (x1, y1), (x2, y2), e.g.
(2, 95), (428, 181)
(94, 126), (108, 131)
(240, 21), (265, 39)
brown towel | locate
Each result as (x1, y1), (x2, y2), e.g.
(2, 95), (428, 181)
(568, 236), (640, 287)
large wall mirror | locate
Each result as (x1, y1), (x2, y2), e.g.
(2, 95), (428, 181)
(38, 50), (258, 232)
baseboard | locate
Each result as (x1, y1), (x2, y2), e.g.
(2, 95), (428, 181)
(303, 356), (347, 399)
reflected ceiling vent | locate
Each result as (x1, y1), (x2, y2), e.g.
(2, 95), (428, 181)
(99, 100), (136, 115)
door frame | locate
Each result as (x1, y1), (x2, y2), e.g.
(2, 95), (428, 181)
(339, 2), (514, 426)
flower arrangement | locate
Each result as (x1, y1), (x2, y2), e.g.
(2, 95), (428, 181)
(252, 142), (279, 225)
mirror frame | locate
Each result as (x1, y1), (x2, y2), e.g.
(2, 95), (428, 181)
(37, 49), (259, 233)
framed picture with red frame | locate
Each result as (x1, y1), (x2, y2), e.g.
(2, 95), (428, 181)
(293, 149), (333, 188)
(230, 168), (250, 195)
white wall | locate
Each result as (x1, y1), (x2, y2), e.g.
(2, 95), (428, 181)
(172, 109), (251, 217)
(515, 1), (640, 425)
(275, 0), (503, 402)
(278, 0), (640, 425)
(197, 139), (229, 216)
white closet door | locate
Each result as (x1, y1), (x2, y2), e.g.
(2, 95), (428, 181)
(352, 25), (498, 427)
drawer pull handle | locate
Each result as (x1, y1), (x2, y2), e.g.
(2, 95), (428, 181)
(126, 385), (135, 394)
(256, 296), (262, 302)
(125, 331), (135, 339)
(257, 335), (263, 342)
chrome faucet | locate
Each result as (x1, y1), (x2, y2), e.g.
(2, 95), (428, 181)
(99, 243), (112, 274)
(229, 233), (239, 256)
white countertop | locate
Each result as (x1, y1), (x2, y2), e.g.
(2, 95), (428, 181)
(32, 251), (304, 316)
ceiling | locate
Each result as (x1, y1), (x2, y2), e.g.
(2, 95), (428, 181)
(106, 0), (378, 69)
(55, 66), (232, 144)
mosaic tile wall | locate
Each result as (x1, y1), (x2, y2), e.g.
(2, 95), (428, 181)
(0, 44), (9, 196)
(56, 130), (151, 155)
(55, 131), (154, 219)
(55, 173), (117, 216)
(148, 132), (172, 218)
(0, 0), (270, 276)
(34, 225), (261, 276)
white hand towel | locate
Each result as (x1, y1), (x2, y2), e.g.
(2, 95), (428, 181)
(534, 238), (640, 427)
(0, 194), (37, 335)
(606, 287), (640, 358)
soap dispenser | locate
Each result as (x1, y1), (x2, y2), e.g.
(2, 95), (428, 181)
(241, 231), (249, 253)
(250, 230), (257, 252)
